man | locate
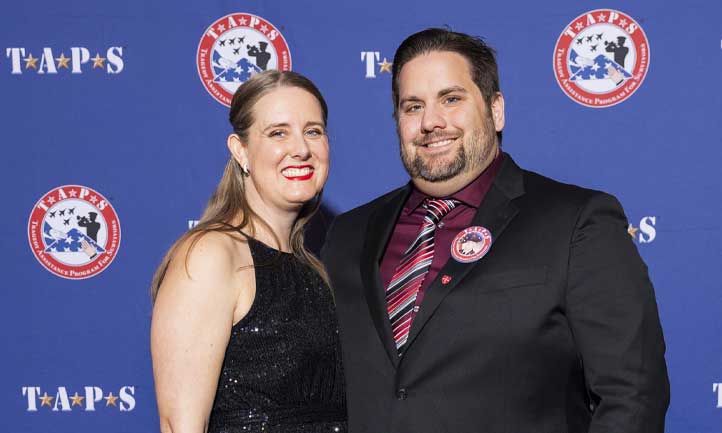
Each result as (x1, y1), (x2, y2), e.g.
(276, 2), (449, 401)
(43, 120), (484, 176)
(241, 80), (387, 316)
(322, 28), (669, 433)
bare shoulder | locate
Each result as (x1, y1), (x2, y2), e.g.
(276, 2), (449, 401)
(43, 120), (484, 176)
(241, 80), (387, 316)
(183, 231), (248, 274)
(156, 230), (253, 309)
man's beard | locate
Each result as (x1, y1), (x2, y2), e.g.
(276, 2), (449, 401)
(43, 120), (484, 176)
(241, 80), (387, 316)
(400, 116), (496, 183)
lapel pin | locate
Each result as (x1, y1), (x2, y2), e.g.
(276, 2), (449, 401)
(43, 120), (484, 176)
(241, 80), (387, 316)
(441, 275), (452, 285)
(450, 226), (493, 263)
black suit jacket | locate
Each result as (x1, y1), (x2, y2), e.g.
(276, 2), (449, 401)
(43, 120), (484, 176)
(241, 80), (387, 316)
(322, 156), (669, 433)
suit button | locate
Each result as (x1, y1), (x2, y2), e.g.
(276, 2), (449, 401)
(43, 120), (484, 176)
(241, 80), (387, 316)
(396, 388), (408, 400)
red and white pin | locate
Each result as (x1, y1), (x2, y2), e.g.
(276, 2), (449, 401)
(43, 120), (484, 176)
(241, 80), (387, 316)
(450, 226), (492, 263)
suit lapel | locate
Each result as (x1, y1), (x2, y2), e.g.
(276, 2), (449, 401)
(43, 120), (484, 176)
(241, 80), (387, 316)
(404, 156), (526, 353)
(360, 185), (411, 368)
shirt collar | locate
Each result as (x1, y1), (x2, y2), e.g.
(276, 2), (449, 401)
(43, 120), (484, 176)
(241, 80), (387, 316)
(403, 151), (506, 215)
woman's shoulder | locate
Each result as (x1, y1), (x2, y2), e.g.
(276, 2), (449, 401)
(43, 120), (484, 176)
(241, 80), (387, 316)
(187, 230), (250, 266)
(161, 230), (253, 297)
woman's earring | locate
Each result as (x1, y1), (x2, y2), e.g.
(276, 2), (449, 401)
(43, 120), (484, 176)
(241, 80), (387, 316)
(242, 163), (250, 176)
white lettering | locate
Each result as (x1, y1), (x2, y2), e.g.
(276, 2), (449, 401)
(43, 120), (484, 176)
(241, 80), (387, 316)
(714, 383), (722, 408)
(84, 386), (103, 411)
(638, 216), (657, 243)
(53, 387), (71, 412)
(38, 47), (57, 74)
(70, 47), (90, 74)
(608, 11), (620, 24)
(22, 386), (40, 411)
(361, 51), (379, 78)
(106, 47), (124, 74)
(6, 48), (25, 74)
(119, 386), (136, 411)
(249, 16), (260, 28)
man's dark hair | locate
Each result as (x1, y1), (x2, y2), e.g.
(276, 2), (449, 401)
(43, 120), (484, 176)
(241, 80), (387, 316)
(391, 28), (502, 142)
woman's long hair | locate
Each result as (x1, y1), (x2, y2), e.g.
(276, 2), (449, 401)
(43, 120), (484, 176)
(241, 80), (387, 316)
(150, 70), (330, 302)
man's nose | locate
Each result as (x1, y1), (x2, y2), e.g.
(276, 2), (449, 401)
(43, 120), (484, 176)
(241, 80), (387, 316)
(420, 105), (446, 133)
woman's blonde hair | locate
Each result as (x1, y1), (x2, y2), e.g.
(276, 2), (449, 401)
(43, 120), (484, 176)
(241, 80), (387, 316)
(150, 70), (329, 302)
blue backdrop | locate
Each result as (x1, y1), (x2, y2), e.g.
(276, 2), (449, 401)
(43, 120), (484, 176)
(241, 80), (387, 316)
(2, 0), (721, 431)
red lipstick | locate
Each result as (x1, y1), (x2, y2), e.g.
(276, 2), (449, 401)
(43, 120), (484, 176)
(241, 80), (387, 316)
(281, 165), (315, 181)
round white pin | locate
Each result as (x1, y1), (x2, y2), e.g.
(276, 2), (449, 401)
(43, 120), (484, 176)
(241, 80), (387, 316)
(450, 226), (492, 263)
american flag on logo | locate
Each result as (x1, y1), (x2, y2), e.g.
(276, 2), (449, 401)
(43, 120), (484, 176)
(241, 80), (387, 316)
(43, 223), (105, 253)
(212, 50), (262, 83)
(568, 49), (631, 81)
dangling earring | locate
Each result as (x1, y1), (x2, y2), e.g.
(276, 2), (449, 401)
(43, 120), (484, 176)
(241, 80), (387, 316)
(242, 163), (250, 176)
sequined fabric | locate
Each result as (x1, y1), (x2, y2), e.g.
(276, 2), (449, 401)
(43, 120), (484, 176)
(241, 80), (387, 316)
(207, 237), (347, 433)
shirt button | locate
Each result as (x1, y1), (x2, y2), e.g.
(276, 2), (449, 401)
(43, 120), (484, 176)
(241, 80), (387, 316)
(437, 222), (445, 228)
(396, 388), (408, 400)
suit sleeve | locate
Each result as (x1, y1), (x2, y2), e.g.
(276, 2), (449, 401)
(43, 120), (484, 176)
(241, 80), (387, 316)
(566, 192), (669, 433)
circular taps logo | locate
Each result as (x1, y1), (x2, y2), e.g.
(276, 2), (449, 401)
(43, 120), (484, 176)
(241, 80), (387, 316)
(196, 13), (292, 106)
(553, 9), (650, 107)
(28, 185), (121, 279)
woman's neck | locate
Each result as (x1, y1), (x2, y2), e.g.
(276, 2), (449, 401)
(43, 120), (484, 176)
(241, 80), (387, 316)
(241, 191), (299, 253)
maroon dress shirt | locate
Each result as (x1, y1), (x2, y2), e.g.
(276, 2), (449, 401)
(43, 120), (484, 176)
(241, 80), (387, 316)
(379, 152), (505, 324)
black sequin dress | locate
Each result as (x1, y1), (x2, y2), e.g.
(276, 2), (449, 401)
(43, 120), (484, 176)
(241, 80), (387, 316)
(207, 236), (347, 433)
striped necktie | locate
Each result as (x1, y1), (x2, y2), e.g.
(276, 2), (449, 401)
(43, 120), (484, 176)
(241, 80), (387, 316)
(386, 198), (459, 353)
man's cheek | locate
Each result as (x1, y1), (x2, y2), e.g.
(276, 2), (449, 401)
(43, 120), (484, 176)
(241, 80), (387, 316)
(398, 119), (417, 137)
(402, 132), (418, 148)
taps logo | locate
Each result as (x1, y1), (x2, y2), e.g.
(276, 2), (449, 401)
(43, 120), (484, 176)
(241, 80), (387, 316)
(5, 47), (124, 74)
(553, 9), (650, 107)
(361, 51), (392, 78)
(21, 386), (135, 412)
(27, 185), (121, 279)
(627, 216), (657, 244)
(197, 13), (291, 106)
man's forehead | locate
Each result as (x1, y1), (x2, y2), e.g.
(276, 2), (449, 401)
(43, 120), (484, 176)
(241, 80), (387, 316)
(398, 51), (475, 95)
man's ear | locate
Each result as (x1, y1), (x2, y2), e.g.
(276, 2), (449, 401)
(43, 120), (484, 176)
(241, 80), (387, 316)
(491, 92), (505, 132)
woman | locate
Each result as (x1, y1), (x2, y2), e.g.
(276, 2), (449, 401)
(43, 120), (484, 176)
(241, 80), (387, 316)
(150, 70), (346, 433)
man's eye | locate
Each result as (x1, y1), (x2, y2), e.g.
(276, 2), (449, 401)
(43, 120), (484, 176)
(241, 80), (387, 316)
(444, 96), (460, 104)
(406, 104), (422, 113)
(306, 129), (324, 136)
(270, 130), (286, 137)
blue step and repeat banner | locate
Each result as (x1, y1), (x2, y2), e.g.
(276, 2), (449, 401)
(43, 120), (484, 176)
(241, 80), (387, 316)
(2, 0), (721, 431)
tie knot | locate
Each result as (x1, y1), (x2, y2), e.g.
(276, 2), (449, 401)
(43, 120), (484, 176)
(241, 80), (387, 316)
(423, 198), (459, 224)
